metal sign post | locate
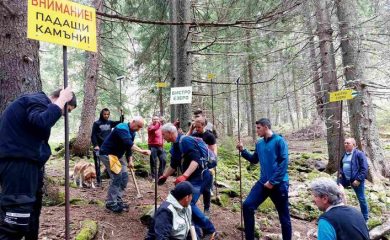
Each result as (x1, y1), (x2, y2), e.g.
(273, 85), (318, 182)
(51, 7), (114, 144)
(117, 76), (125, 109)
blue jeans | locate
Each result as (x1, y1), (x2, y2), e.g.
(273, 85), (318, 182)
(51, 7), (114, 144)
(190, 171), (215, 237)
(243, 181), (291, 240)
(345, 181), (369, 220)
(203, 172), (213, 212)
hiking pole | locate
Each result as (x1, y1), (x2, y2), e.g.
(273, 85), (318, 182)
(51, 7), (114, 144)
(236, 77), (244, 240)
(130, 168), (142, 198)
(154, 154), (158, 214)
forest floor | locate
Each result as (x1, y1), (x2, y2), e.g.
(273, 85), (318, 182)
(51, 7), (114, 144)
(38, 136), (390, 240)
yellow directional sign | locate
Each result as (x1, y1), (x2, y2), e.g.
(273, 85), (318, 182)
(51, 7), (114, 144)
(207, 73), (216, 80)
(329, 89), (353, 102)
(27, 0), (97, 52)
(156, 82), (168, 88)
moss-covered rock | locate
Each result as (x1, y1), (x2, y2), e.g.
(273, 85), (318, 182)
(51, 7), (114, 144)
(75, 220), (98, 240)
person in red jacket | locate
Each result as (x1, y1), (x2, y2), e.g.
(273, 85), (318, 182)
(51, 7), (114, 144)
(148, 116), (166, 178)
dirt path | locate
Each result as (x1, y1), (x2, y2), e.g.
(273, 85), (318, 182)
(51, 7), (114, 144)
(39, 173), (317, 240)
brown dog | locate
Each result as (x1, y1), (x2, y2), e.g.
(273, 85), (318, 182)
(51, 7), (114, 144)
(73, 160), (96, 188)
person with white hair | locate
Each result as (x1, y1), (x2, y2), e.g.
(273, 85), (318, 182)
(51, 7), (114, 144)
(99, 116), (151, 213)
(158, 123), (219, 240)
(310, 178), (369, 240)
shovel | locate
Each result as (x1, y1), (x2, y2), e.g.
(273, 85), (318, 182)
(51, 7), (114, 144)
(130, 168), (142, 198)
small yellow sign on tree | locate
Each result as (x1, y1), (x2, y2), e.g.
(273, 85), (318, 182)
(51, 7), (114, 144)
(156, 82), (168, 88)
(207, 73), (216, 80)
(329, 89), (353, 102)
(27, 0), (97, 52)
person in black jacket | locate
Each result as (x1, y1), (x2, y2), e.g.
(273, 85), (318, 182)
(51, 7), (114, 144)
(91, 108), (124, 186)
(0, 87), (76, 240)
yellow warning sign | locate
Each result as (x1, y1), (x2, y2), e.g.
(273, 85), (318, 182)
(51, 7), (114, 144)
(156, 82), (168, 88)
(329, 89), (353, 102)
(27, 0), (97, 52)
(207, 73), (216, 80)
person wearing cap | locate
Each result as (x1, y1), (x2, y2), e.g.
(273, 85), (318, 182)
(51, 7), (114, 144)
(236, 118), (291, 240)
(310, 178), (369, 240)
(145, 181), (194, 240)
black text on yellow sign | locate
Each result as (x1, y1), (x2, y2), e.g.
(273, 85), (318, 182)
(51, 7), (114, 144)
(27, 0), (97, 52)
(329, 89), (353, 102)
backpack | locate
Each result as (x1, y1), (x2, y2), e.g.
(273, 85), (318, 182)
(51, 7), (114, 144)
(179, 135), (217, 169)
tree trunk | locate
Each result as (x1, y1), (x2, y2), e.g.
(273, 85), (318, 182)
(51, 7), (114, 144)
(314, 0), (344, 173)
(303, 2), (324, 120)
(169, 0), (178, 122)
(274, 77), (280, 126)
(246, 30), (257, 143)
(175, 0), (192, 132)
(292, 66), (301, 129)
(335, 0), (389, 180)
(225, 48), (233, 137)
(0, 1), (41, 114)
(72, 0), (103, 157)
(282, 70), (295, 130)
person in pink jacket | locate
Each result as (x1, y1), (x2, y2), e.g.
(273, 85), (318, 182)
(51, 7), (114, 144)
(148, 116), (167, 178)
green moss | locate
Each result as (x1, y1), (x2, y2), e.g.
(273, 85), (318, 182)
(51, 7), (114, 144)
(258, 198), (275, 213)
(75, 220), (98, 240)
(367, 217), (382, 230)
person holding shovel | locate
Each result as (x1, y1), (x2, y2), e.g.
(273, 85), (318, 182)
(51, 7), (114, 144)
(99, 116), (151, 213)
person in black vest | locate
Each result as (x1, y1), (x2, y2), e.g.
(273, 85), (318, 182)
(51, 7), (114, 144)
(91, 108), (124, 186)
(310, 178), (369, 240)
(0, 87), (76, 240)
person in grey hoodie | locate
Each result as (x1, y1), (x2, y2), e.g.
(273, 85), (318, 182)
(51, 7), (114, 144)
(146, 181), (194, 240)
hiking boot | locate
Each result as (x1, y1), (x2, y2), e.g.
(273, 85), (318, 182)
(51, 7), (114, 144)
(106, 204), (123, 213)
(118, 202), (129, 212)
(203, 231), (220, 240)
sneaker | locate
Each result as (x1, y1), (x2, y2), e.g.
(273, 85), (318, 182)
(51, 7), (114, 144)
(118, 202), (129, 212)
(106, 204), (123, 213)
(203, 231), (219, 240)
(204, 209), (210, 218)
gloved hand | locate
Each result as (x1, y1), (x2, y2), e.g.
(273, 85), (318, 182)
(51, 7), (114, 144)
(174, 175), (188, 185)
(158, 175), (167, 185)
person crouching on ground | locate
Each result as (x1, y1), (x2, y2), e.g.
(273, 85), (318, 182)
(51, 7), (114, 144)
(99, 116), (151, 213)
(145, 181), (194, 240)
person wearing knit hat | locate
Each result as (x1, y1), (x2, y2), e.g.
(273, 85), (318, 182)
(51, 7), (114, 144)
(145, 181), (194, 240)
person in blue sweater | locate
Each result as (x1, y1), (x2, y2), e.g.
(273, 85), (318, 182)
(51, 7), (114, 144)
(311, 178), (369, 240)
(236, 118), (291, 240)
(0, 87), (76, 240)
(338, 137), (369, 221)
(158, 123), (219, 240)
(99, 116), (151, 213)
(145, 181), (194, 240)
(91, 108), (124, 186)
